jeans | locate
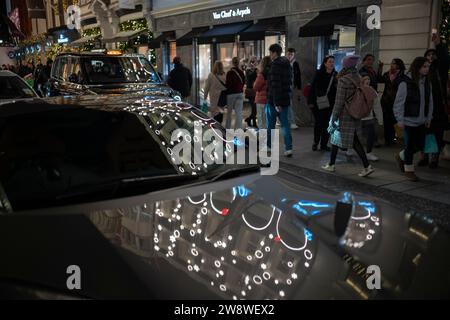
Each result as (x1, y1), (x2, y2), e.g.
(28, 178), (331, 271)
(266, 104), (293, 151)
(256, 103), (267, 129)
(226, 93), (244, 129)
(311, 107), (332, 148)
(403, 125), (426, 168)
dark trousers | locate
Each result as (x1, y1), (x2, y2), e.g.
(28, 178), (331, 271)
(382, 105), (397, 144)
(404, 125), (426, 166)
(362, 119), (376, 153)
(312, 107), (332, 148)
(245, 96), (257, 126)
(330, 133), (369, 168)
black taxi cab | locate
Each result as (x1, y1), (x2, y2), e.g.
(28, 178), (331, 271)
(48, 50), (180, 99)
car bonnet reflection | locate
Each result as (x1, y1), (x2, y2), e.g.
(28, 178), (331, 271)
(87, 181), (384, 299)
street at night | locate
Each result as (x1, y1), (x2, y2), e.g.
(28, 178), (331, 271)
(0, 0), (450, 307)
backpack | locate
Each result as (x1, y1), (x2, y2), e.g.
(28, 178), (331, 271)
(345, 75), (378, 120)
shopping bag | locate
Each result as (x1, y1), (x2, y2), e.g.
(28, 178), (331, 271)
(424, 134), (438, 154)
(394, 124), (403, 140)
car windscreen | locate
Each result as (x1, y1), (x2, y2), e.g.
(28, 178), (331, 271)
(82, 56), (160, 84)
(0, 107), (177, 210)
(0, 76), (36, 99)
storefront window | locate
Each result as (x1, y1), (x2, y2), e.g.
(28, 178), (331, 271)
(264, 35), (286, 56)
(198, 44), (211, 105)
(238, 41), (256, 65)
(218, 43), (237, 71)
(318, 25), (356, 71)
(169, 41), (177, 70)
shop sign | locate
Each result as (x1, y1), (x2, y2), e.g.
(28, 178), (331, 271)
(212, 6), (251, 20)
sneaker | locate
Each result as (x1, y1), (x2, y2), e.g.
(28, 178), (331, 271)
(284, 150), (293, 157)
(321, 164), (336, 172)
(405, 171), (419, 182)
(366, 152), (379, 161)
(312, 143), (318, 151)
(394, 153), (405, 173)
(290, 124), (299, 129)
(358, 165), (375, 177)
(346, 149), (355, 157)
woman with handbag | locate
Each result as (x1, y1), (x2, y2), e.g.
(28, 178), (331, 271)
(307, 56), (337, 151)
(204, 61), (227, 124)
(322, 55), (375, 178)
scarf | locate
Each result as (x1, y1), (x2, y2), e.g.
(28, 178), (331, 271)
(388, 69), (400, 82)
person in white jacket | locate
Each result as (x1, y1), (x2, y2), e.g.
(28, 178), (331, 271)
(204, 61), (227, 124)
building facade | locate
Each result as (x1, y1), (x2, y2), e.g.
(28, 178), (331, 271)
(149, 0), (442, 118)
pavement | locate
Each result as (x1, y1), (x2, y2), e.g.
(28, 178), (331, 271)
(275, 127), (450, 204)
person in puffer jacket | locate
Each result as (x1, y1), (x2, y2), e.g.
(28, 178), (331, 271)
(394, 57), (434, 182)
(266, 44), (293, 157)
(253, 56), (271, 129)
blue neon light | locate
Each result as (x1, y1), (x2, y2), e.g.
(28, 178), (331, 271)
(296, 201), (331, 208)
(357, 201), (376, 213)
(233, 137), (243, 146)
(340, 192), (352, 203)
(292, 200), (331, 216)
(233, 185), (251, 198)
(304, 229), (313, 241)
(293, 204), (308, 215)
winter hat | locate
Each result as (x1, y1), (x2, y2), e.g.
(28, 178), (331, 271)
(342, 55), (360, 69)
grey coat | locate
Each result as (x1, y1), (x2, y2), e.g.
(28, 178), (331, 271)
(329, 70), (363, 149)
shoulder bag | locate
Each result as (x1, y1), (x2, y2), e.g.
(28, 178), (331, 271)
(316, 72), (335, 110)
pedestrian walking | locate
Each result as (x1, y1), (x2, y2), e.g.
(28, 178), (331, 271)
(307, 55), (337, 152)
(418, 34), (450, 168)
(359, 54), (384, 161)
(244, 56), (258, 128)
(322, 55), (375, 177)
(266, 44), (293, 157)
(378, 58), (406, 146)
(204, 61), (227, 124)
(286, 48), (303, 129)
(253, 56), (271, 129)
(36, 59), (52, 96)
(394, 57), (434, 181)
(225, 57), (246, 129)
(167, 56), (193, 99)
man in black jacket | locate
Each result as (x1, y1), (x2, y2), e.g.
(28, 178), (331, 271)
(167, 56), (193, 99)
(267, 44), (293, 157)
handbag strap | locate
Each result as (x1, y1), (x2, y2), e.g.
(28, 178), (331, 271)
(232, 68), (244, 84)
(214, 74), (226, 88)
(324, 72), (335, 96)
